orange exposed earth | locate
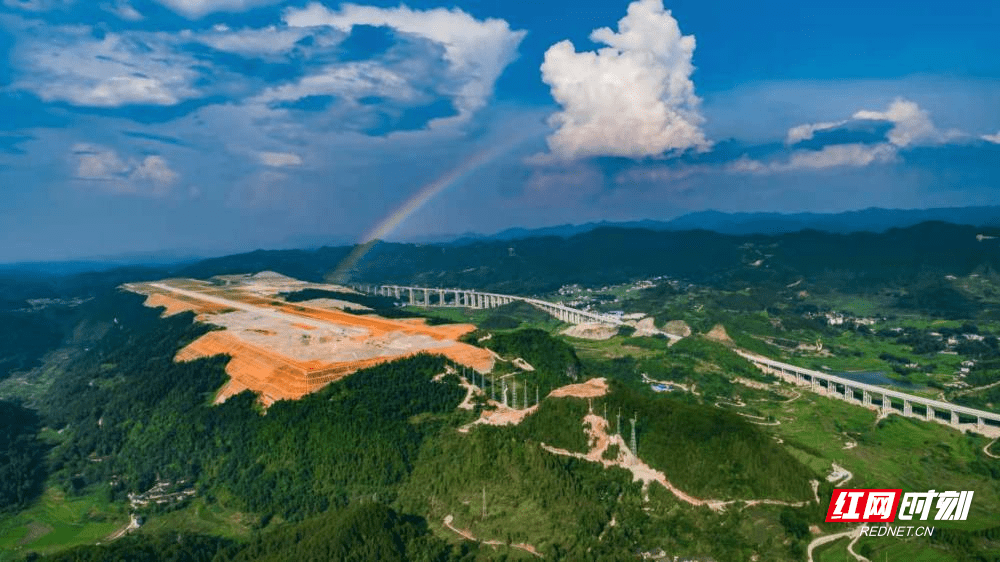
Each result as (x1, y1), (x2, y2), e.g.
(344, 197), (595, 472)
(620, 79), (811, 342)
(547, 377), (608, 399)
(124, 274), (494, 406)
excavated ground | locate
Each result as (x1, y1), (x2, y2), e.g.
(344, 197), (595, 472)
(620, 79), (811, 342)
(125, 275), (494, 406)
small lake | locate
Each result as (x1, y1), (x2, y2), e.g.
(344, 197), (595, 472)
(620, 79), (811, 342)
(832, 370), (917, 389)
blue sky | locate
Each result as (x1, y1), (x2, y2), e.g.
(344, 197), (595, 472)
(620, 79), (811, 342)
(1, 0), (998, 261)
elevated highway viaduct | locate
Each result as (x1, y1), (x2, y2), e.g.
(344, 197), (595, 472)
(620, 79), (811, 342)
(738, 351), (1000, 437)
(358, 284), (623, 326)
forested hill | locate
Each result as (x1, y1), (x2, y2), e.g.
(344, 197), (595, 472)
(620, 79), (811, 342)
(171, 221), (1000, 294)
(3, 221), (998, 385)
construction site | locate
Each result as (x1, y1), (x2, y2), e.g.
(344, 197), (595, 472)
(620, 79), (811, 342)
(124, 272), (496, 406)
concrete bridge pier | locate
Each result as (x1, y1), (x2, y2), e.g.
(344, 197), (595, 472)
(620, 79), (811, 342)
(978, 416), (985, 430)
(882, 394), (891, 415)
(951, 411), (960, 427)
(424, 289), (430, 307)
(843, 385), (852, 401)
(438, 289), (444, 306)
(903, 401), (912, 416)
(863, 390), (872, 407)
(926, 405), (935, 421)
(409, 288), (414, 304)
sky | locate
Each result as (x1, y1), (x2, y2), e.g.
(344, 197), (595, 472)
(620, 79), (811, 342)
(1, 0), (999, 262)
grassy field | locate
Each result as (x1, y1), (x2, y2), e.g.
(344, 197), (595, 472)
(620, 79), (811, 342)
(0, 487), (125, 561)
(736, 386), (1000, 532)
(133, 497), (254, 540)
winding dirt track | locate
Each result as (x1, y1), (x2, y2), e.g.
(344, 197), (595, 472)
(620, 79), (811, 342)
(807, 526), (868, 562)
(539, 410), (816, 512)
(442, 515), (542, 558)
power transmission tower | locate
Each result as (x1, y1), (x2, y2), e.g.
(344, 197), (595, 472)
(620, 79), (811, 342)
(630, 413), (638, 454)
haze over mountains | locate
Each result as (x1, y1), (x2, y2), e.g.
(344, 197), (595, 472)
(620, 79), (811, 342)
(441, 205), (1000, 243)
(4, 206), (1000, 274)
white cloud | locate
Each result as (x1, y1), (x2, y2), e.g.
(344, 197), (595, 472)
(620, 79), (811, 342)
(87, 76), (180, 106)
(154, 0), (282, 18)
(729, 143), (898, 174)
(2, 0), (73, 11)
(785, 120), (847, 144)
(257, 151), (302, 167)
(254, 62), (418, 104)
(783, 143), (897, 170)
(74, 143), (130, 179)
(538, 0), (707, 160)
(852, 98), (938, 147)
(765, 98), (960, 173)
(101, 0), (142, 21)
(284, 2), (525, 125)
(982, 131), (1000, 144)
(131, 155), (178, 186)
(12, 24), (199, 107)
(192, 24), (332, 58)
(71, 143), (178, 196)
(787, 98), (948, 148)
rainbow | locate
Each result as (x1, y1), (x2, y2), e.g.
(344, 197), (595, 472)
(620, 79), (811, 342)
(331, 133), (536, 280)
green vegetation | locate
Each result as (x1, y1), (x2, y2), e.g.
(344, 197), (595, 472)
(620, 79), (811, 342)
(4, 222), (1000, 560)
(605, 380), (816, 501)
(472, 328), (582, 391)
(38, 504), (469, 562)
(0, 486), (124, 560)
(38, 294), (464, 520)
(0, 401), (46, 512)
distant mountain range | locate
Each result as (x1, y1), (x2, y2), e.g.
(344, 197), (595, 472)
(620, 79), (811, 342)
(436, 205), (1000, 243)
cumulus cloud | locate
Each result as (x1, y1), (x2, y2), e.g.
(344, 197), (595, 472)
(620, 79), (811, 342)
(731, 143), (898, 175)
(71, 143), (178, 196)
(154, 0), (282, 18)
(538, 0), (707, 160)
(257, 151), (303, 167)
(786, 98), (949, 148)
(852, 98), (939, 147)
(782, 143), (897, 170)
(982, 131), (1000, 144)
(754, 98), (962, 173)
(284, 2), (526, 125)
